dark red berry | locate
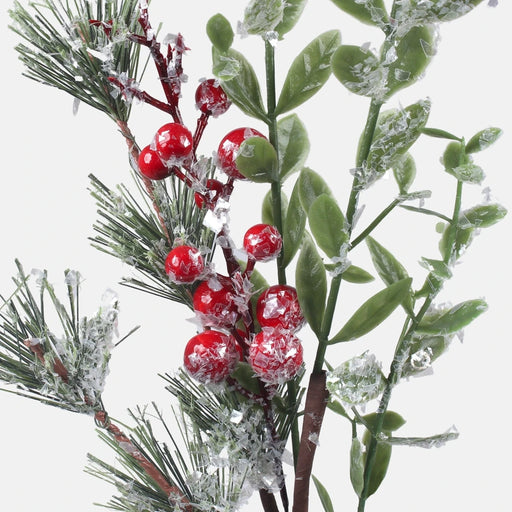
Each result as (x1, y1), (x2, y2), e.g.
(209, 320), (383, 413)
(155, 123), (193, 164)
(256, 285), (304, 332)
(193, 276), (239, 328)
(138, 145), (171, 180)
(184, 330), (241, 383)
(243, 224), (282, 262)
(195, 79), (231, 116)
(194, 178), (224, 209)
(248, 328), (303, 385)
(217, 127), (266, 180)
(165, 245), (204, 283)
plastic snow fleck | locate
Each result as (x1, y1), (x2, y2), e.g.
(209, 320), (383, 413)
(327, 351), (386, 406)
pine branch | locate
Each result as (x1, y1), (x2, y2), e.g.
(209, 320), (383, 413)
(89, 171), (216, 307)
(9, 0), (144, 122)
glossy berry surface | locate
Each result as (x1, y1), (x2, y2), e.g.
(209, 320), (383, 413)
(193, 276), (239, 328)
(155, 123), (193, 164)
(138, 145), (171, 180)
(243, 224), (282, 262)
(256, 285), (304, 332)
(195, 79), (231, 116)
(217, 127), (266, 180)
(194, 178), (224, 209)
(165, 245), (204, 283)
(184, 330), (241, 383)
(248, 328), (303, 385)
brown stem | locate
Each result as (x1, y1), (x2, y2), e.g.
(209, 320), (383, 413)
(24, 339), (69, 383)
(260, 489), (280, 512)
(292, 371), (329, 512)
(115, 120), (172, 247)
(95, 411), (192, 511)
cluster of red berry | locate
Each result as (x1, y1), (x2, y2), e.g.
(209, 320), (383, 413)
(136, 79), (304, 387)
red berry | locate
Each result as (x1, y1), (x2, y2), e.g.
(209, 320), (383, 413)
(184, 330), (241, 383)
(155, 123), (193, 164)
(193, 276), (239, 328)
(195, 79), (231, 116)
(194, 178), (224, 209)
(256, 285), (304, 332)
(165, 245), (204, 283)
(243, 224), (282, 262)
(217, 127), (266, 180)
(248, 328), (303, 385)
(138, 145), (171, 180)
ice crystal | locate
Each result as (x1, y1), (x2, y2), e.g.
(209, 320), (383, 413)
(203, 198), (231, 233)
(327, 351), (386, 406)
(243, 0), (286, 36)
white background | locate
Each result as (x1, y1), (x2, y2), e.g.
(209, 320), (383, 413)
(1, 1), (511, 511)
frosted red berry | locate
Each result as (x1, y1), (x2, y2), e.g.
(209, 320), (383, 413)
(184, 330), (241, 383)
(193, 276), (239, 328)
(243, 224), (282, 262)
(248, 328), (303, 385)
(194, 178), (224, 209)
(195, 79), (231, 117)
(165, 245), (204, 283)
(256, 285), (304, 332)
(138, 145), (171, 180)
(217, 127), (266, 180)
(155, 123), (193, 164)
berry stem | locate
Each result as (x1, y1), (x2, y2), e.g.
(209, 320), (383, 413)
(192, 112), (209, 155)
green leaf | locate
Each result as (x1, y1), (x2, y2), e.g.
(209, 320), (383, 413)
(364, 99), (431, 184)
(349, 438), (365, 497)
(277, 114), (310, 180)
(392, 153), (416, 194)
(365, 438), (392, 496)
(329, 278), (412, 344)
(235, 136), (279, 182)
(212, 47), (267, 121)
(206, 13), (234, 52)
(447, 163), (485, 185)
(341, 265), (375, 284)
(275, 0), (307, 38)
(421, 127), (461, 141)
(309, 194), (348, 259)
(416, 299), (488, 335)
(362, 411), (406, 433)
(296, 236), (327, 336)
(275, 30), (341, 115)
(403, 0), (484, 23)
(460, 203), (507, 228)
(283, 180), (306, 267)
(331, 45), (382, 97)
(327, 398), (351, 419)
(298, 167), (333, 213)
(419, 257), (453, 280)
(366, 237), (413, 314)
(243, 0), (286, 36)
(262, 189), (288, 226)
(442, 141), (467, 170)
(386, 428), (459, 448)
(385, 25), (436, 98)
(438, 223), (474, 261)
(312, 475), (335, 512)
(466, 127), (503, 154)
(329, 0), (389, 27)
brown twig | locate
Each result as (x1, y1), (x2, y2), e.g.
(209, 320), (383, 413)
(292, 371), (329, 512)
(24, 338), (69, 383)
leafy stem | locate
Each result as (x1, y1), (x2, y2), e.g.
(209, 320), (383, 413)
(357, 178), (465, 511)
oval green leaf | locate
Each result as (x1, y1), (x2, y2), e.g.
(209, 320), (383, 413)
(392, 153), (416, 194)
(350, 438), (365, 497)
(466, 127), (503, 154)
(461, 203), (507, 228)
(275, 30), (341, 115)
(212, 47), (267, 122)
(236, 136), (279, 183)
(309, 194), (348, 259)
(329, 0), (388, 27)
(283, 180), (306, 267)
(243, 0), (286, 36)
(277, 114), (310, 180)
(366, 440), (392, 496)
(385, 25), (436, 98)
(206, 13), (234, 52)
(275, 0), (307, 38)
(362, 411), (406, 433)
(329, 278), (412, 344)
(341, 265), (375, 284)
(261, 189), (288, 226)
(312, 475), (335, 512)
(296, 236), (327, 336)
(298, 167), (333, 213)
(331, 44), (382, 97)
(416, 299), (488, 335)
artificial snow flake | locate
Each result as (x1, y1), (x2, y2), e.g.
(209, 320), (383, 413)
(327, 351), (386, 406)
